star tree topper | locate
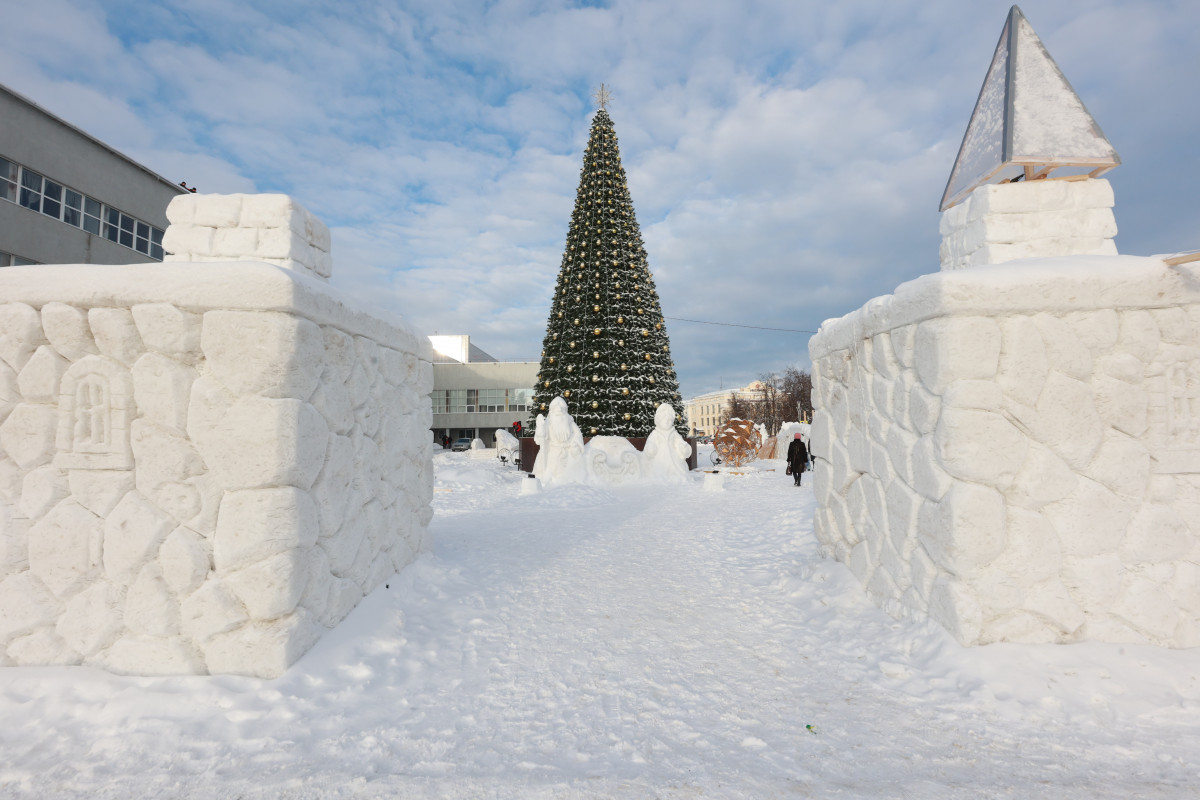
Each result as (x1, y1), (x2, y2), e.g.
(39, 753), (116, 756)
(592, 83), (612, 111)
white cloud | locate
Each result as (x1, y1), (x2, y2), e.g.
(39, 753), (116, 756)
(3, 0), (1197, 399)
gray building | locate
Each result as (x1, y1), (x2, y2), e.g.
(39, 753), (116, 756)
(1, 82), (188, 267)
(430, 335), (538, 448)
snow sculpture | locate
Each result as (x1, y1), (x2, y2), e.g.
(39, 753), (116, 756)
(494, 429), (519, 463)
(585, 436), (641, 486)
(0, 193), (434, 678)
(939, 7), (1119, 270)
(940, 5), (1119, 212)
(531, 397), (587, 485)
(809, 254), (1200, 649)
(641, 403), (692, 484)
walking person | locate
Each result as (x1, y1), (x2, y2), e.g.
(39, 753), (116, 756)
(786, 433), (808, 487)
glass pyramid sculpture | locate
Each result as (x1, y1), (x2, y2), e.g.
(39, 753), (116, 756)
(940, 5), (1120, 211)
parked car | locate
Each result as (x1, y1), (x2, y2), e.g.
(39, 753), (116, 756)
(451, 438), (473, 452)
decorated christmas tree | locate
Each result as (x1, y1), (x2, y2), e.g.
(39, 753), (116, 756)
(531, 86), (685, 438)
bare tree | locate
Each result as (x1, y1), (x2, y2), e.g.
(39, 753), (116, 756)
(725, 393), (752, 423)
(781, 366), (813, 421)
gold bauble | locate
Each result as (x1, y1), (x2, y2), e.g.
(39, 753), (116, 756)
(556, 311), (563, 319)
(591, 375), (599, 383)
(649, 376), (656, 384)
(569, 342), (576, 349)
(590, 427), (598, 434)
(592, 351), (600, 358)
(543, 381), (550, 388)
(655, 323), (662, 330)
(593, 328), (601, 335)
(644, 354), (652, 361)
(591, 401), (599, 408)
(567, 365), (574, 373)
(548, 357), (555, 364)
(574, 318), (580, 325)
(623, 413), (631, 421)
(593, 304), (600, 312)
(541, 403), (547, 410)
(637, 308), (644, 315)
(641, 329), (648, 337)
(617, 316), (625, 324)
(618, 339), (625, 346)
(621, 388), (629, 396)
(620, 363), (627, 370)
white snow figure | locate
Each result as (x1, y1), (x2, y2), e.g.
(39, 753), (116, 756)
(532, 397), (587, 485)
(494, 429), (520, 463)
(641, 402), (692, 484)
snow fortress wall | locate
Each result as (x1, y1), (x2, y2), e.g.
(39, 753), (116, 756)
(939, 179), (1117, 271)
(808, 253), (1200, 648)
(0, 193), (434, 678)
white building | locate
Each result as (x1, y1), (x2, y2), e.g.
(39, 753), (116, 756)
(429, 335), (537, 448)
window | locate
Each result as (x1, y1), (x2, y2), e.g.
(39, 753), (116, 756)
(19, 168), (42, 211)
(510, 388), (532, 411)
(0, 250), (36, 267)
(0, 158), (16, 202)
(83, 196), (101, 235)
(63, 189), (83, 226)
(0, 154), (165, 260)
(479, 389), (506, 413)
(41, 178), (62, 219)
(431, 390), (450, 414)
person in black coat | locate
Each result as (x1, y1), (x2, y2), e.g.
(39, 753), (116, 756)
(786, 433), (808, 487)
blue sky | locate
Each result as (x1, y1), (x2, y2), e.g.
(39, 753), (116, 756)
(3, 0), (1197, 398)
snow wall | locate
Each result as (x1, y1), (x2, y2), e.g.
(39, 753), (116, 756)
(809, 186), (1200, 649)
(0, 193), (434, 677)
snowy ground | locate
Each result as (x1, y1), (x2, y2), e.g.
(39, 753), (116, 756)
(2, 449), (1199, 799)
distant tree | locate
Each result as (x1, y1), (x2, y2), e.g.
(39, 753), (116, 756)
(781, 366), (813, 421)
(726, 393), (753, 423)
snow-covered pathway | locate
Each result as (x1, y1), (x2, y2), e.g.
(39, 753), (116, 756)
(1, 455), (1198, 798)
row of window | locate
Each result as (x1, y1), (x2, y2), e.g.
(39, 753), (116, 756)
(0, 250), (36, 267)
(1, 155), (165, 260)
(431, 388), (534, 415)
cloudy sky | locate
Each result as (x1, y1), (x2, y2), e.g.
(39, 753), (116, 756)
(3, 0), (1197, 398)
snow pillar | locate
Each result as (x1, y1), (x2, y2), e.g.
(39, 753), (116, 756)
(939, 179), (1118, 271)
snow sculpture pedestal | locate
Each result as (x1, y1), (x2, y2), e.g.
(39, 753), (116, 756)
(0, 194), (434, 677)
(809, 254), (1200, 648)
(940, 179), (1117, 271)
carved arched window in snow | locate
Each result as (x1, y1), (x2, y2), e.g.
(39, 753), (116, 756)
(73, 375), (112, 452)
(55, 356), (134, 469)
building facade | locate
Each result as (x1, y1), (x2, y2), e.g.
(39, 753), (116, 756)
(429, 335), (538, 448)
(683, 381), (769, 436)
(1, 83), (187, 267)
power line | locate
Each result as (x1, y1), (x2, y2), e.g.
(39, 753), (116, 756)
(664, 316), (818, 334)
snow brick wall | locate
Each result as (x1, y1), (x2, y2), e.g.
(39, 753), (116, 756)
(0, 194), (434, 677)
(809, 251), (1200, 648)
(940, 178), (1117, 271)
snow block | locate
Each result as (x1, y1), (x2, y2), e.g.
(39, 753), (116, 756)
(0, 197), (433, 676)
